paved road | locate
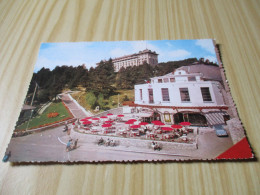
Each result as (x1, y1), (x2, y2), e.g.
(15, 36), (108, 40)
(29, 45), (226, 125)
(5, 94), (234, 162)
(7, 125), (195, 162)
(62, 94), (89, 119)
(6, 124), (233, 162)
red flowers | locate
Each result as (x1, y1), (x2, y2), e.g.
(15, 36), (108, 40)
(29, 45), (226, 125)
(47, 112), (59, 118)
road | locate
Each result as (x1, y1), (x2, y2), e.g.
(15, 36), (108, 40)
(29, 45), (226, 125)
(7, 125), (196, 162)
(5, 93), (233, 162)
(6, 124), (233, 162)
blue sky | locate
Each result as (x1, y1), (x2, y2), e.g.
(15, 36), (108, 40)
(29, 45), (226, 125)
(34, 39), (218, 72)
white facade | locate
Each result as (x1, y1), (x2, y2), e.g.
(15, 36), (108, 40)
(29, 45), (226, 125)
(134, 69), (225, 107)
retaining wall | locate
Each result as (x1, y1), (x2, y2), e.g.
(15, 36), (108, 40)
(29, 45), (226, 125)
(71, 129), (198, 150)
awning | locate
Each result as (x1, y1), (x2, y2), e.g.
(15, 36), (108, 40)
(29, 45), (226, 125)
(204, 111), (227, 126)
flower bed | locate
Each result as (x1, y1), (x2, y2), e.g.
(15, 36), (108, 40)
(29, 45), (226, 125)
(47, 112), (59, 118)
(15, 101), (74, 131)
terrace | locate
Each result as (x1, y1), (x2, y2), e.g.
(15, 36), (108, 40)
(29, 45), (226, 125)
(72, 113), (198, 146)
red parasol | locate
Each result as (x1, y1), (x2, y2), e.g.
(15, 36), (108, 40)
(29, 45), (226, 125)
(105, 120), (113, 123)
(153, 121), (165, 126)
(151, 120), (162, 124)
(84, 117), (92, 120)
(80, 118), (87, 121)
(107, 113), (113, 116)
(180, 122), (191, 126)
(161, 127), (174, 131)
(100, 116), (108, 119)
(91, 118), (100, 120)
(102, 123), (112, 128)
(139, 122), (149, 126)
(128, 119), (137, 122)
(83, 121), (92, 125)
(130, 125), (141, 129)
(171, 124), (183, 129)
(117, 114), (124, 117)
(125, 120), (134, 125)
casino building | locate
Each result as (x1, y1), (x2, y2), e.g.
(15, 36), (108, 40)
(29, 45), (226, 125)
(130, 63), (231, 126)
(97, 49), (159, 72)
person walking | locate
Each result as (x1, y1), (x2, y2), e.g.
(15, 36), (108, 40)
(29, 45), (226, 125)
(66, 139), (72, 152)
(63, 123), (68, 132)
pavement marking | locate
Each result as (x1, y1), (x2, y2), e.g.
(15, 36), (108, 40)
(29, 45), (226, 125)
(58, 137), (66, 145)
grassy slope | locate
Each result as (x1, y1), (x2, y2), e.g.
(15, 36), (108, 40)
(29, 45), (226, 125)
(16, 102), (72, 131)
(71, 89), (134, 113)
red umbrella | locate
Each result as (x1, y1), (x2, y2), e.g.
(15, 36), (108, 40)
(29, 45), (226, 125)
(105, 120), (113, 123)
(171, 124), (183, 129)
(107, 113), (113, 116)
(91, 118), (100, 120)
(83, 121), (92, 125)
(80, 118), (87, 121)
(139, 122), (149, 126)
(130, 125), (141, 129)
(153, 121), (165, 126)
(117, 114), (124, 117)
(100, 116), (108, 119)
(84, 117), (92, 120)
(180, 122), (191, 126)
(128, 119), (137, 122)
(125, 120), (134, 125)
(161, 127), (174, 131)
(102, 123), (112, 128)
(151, 120), (162, 124)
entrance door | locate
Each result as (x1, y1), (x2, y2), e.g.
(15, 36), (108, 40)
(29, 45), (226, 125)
(174, 113), (184, 124)
(148, 89), (154, 103)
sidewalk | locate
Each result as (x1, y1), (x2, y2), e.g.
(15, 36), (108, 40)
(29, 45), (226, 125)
(62, 94), (90, 119)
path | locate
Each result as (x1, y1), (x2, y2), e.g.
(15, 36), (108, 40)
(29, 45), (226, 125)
(62, 94), (90, 119)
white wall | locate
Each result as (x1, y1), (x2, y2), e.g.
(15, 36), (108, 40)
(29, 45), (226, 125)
(134, 81), (226, 107)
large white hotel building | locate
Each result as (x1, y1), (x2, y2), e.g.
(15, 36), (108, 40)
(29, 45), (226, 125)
(130, 64), (232, 126)
(97, 49), (159, 72)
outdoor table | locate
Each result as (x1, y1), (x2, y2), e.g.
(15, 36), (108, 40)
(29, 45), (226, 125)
(91, 130), (99, 134)
(130, 131), (139, 137)
(102, 129), (109, 134)
(149, 133), (156, 139)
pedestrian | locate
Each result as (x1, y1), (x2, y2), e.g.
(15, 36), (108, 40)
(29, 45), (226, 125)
(73, 139), (78, 149)
(63, 123), (68, 132)
(66, 139), (72, 152)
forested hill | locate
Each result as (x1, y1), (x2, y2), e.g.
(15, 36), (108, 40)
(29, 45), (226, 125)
(28, 58), (217, 104)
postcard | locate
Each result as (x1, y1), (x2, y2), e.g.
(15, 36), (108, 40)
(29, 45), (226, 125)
(3, 39), (254, 163)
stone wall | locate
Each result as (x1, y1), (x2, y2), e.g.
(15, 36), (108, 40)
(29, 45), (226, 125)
(71, 130), (198, 150)
(226, 118), (245, 144)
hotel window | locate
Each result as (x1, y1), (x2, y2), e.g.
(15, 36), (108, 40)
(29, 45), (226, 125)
(148, 89), (154, 103)
(180, 88), (190, 102)
(158, 79), (162, 83)
(188, 76), (196, 81)
(201, 87), (212, 101)
(170, 78), (175, 82)
(140, 89), (143, 100)
(161, 88), (170, 101)
(163, 78), (169, 83)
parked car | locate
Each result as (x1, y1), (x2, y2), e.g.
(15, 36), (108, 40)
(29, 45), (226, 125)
(214, 125), (228, 137)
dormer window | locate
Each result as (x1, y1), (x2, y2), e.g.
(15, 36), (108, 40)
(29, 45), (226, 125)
(158, 79), (162, 83)
(170, 78), (175, 82)
(188, 76), (196, 81)
(163, 78), (169, 83)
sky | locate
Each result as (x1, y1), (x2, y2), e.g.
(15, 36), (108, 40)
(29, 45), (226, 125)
(34, 39), (218, 72)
